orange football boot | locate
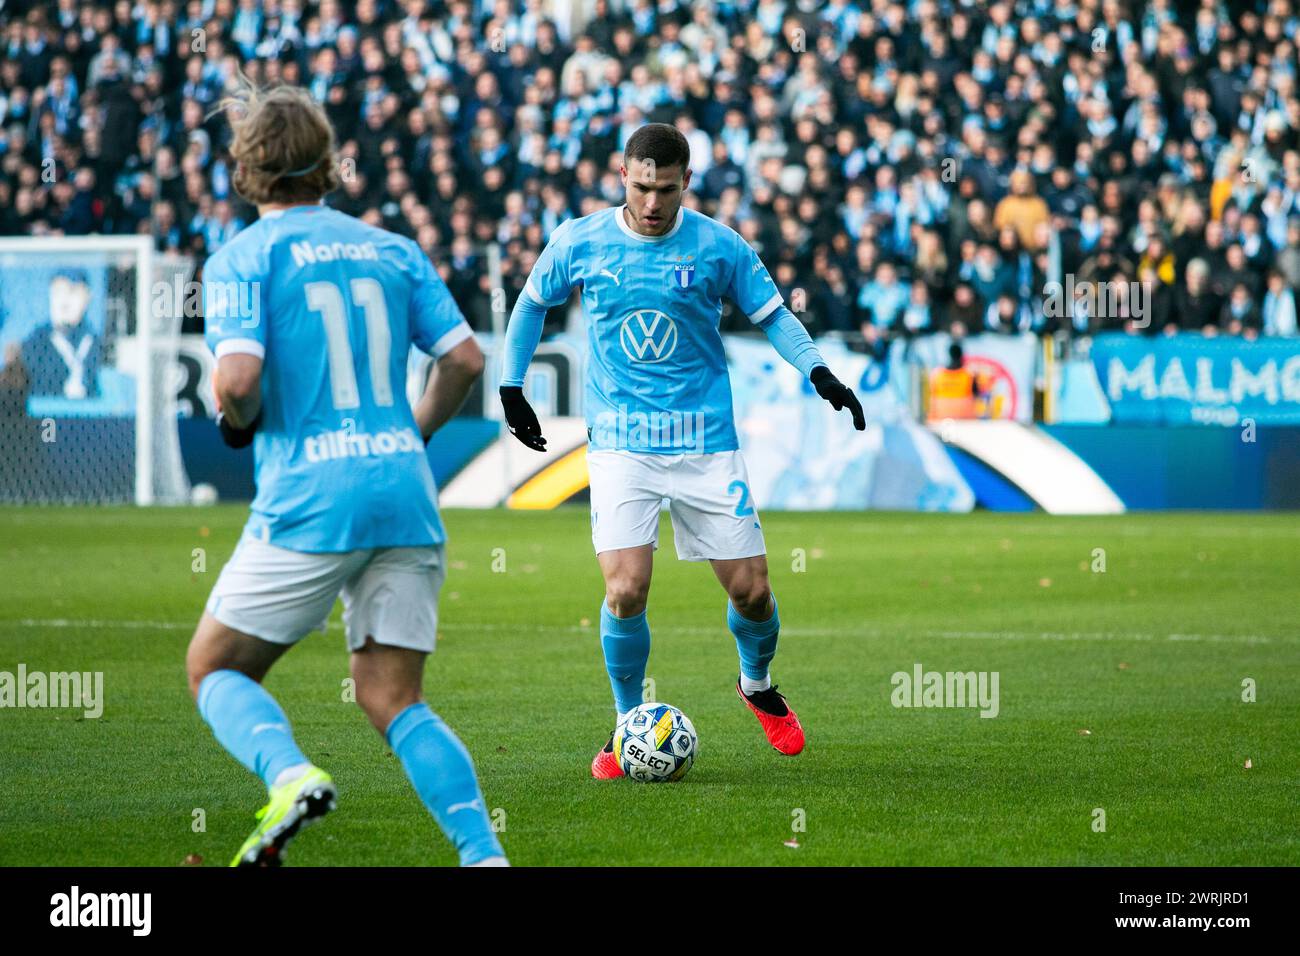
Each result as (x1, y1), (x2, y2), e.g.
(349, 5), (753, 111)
(591, 731), (625, 779)
(736, 680), (805, 755)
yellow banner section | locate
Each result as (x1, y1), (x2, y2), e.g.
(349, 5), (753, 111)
(506, 447), (590, 509)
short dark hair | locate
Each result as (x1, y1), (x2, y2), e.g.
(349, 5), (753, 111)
(624, 123), (691, 171)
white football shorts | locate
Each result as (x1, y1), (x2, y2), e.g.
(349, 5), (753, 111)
(206, 533), (446, 653)
(587, 448), (767, 561)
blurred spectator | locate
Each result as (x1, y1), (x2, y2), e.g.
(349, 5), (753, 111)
(1263, 269), (1299, 337)
(993, 170), (1050, 253)
(1222, 282), (1262, 339)
(901, 280), (933, 337)
(857, 261), (908, 331)
(1175, 259), (1223, 336)
(1134, 265), (1173, 336)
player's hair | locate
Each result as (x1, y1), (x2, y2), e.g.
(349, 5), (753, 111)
(624, 123), (691, 172)
(215, 81), (340, 205)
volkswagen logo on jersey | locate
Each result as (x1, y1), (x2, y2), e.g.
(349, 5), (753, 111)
(672, 262), (695, 288)
(620, 309), (678, 363)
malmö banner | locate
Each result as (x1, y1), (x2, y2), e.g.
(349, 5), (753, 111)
(1090, 333), (1300, 426)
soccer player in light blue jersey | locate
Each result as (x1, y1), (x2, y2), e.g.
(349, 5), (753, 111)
(185, 85), (506, 866)
(499, 123), (866, 777)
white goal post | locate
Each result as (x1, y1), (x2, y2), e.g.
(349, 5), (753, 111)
(0, 236), (193, 505)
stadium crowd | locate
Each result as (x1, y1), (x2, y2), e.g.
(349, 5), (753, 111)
(3, 0), (1300, 344)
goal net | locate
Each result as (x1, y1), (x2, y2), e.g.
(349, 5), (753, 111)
(0, 237), (193, 505)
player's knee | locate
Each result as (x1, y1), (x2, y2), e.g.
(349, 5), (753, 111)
(185, 634), (222, 700)
(185, 655), (209, 701)
(355, 682), (420, 733)
(605, 577), (650, 617)
(185, 648), (263, 701)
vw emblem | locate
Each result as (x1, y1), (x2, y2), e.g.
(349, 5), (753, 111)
(620, 309), (678, 363)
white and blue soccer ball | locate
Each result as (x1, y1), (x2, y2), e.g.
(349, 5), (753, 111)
(614, 702), (698, 782)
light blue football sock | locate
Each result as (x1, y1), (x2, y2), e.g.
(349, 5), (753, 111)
(600, 601), (651, 716)
(728, 595), (780, 682)
(386, 702), (504, 866)
(196, 669), (309, 788)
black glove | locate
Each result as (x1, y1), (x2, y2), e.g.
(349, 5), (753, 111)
(499, 386), (547, 451)
(810, 365), (866, 430)
(217, 409), (261, 449)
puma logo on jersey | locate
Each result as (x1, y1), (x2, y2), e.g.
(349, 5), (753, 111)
(446, 798), (483, 815)
(600, 267), (623, 286)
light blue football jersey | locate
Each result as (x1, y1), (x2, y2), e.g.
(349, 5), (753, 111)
(524, 205), (784, 454)
(204, 204), (472, 552)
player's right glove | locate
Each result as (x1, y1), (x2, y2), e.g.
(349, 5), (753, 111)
(217, 410), (261, 449)
(499, 386), (547, 452)
(810, 365), (866, 430)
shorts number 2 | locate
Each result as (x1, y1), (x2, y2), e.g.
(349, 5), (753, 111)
(728, 480), (755, 517)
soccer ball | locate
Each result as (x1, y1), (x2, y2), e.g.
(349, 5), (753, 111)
(190, 482), (219, 506)
(614, 702), (698, 782)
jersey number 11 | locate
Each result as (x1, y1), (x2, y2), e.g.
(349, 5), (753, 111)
(304, 278), (394, 410)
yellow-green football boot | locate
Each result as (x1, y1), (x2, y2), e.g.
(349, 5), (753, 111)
(231, 766), (337, 867)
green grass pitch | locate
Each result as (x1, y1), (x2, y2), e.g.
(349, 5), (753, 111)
(1, 505), (1297, 866)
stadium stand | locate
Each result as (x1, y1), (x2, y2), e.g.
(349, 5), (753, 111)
(2, 0), (1299, 344)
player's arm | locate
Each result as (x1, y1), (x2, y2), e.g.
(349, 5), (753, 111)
(213, 354), (263, 437)
(757, 308), (865, 430)
(498, 292), (549, 451)
(409, 246), (485, 443)
(498, 221), (576, 452)
(204, 253), (267, 448)
(729, 233), (866, 430)
(413, 335), (484, 442)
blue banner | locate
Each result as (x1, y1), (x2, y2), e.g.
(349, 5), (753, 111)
(1090, 333), (1300, 426)
(725, 337), (974, 512)
(0, 251), (131, 416)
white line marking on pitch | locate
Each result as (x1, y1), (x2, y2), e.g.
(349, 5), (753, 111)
(10, 618), (191, 630)
(3, 619), (1279, 645)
